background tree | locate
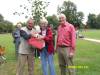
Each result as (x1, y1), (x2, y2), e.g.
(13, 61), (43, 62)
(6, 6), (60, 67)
(0, 14), (4, 22)
(96, 14), (100, 29)
(76, 11), (84, 28)
(21, 22), (27, 27)
(46, 15), (59, 29)
(0, 14), (14, 33)
(0, 22), (5, 32)
(87, 14), (97, 29)
(3, 20), (14, 32)
(57, 1), (84, 28)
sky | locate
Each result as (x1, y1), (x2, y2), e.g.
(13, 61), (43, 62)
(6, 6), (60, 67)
(0, 0), (100, 24)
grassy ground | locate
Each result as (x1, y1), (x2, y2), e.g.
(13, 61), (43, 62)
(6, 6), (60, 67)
(76, 39), (100, 75)
(0, 33), (15, 61)
(0, 30), (100, 75)
(80, 29), (100, 39)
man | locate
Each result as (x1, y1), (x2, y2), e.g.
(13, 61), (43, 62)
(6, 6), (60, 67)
(12, 22), (22, 59)
(16, 18), (35, 75)
(56, 14), (76, 75)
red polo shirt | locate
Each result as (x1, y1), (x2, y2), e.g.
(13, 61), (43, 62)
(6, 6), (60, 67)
(57, 22), (76, 53)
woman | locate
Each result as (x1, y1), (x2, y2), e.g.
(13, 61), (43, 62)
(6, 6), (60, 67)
(12, 22), (22, 59)
(39, 18), (56, 75)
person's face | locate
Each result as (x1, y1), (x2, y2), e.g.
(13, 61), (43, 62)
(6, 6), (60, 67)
(59, 16), (66, 25)
(27, 20), (34, 30)
(40, 22), (47, 30)
(16, 24), (22, 29)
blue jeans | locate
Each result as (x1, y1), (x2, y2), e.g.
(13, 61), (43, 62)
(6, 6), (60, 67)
(40, 47), (56, 75)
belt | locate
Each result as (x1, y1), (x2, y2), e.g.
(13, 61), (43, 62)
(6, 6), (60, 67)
(58, 45), (68, 48)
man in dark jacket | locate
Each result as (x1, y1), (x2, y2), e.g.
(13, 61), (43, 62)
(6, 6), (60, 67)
(16, 19), (36, 75)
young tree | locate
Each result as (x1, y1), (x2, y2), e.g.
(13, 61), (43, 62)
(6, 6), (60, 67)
(32, 0), (49, 25)
(13, 0), (49, 25)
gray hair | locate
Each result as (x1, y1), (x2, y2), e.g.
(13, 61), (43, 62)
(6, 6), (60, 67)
(59, 13), (66, 20)
(27, 18), (34, 23)
(16, 22), (22, 27)
(40, 18), (48, 24)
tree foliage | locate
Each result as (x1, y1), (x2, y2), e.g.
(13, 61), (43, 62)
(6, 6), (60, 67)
(32, 0), (49, 25)
(13, 0), (49, 25)
(57, 1), (84, 28)
(46, 15), (59, 29)
(87, 14), (97, 28)
(87, 13), (100, 29)
(0, 21), (14, 33)
(0, 14), (4, 22)
(96, 14), (100, 28)
(0, 14), (14, 33)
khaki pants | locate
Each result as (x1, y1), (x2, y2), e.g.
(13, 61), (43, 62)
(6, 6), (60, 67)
(16, 54), (34, 75)
(57, 47), (75, 75)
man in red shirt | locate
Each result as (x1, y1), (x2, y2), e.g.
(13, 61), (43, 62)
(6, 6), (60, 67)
(56, 14), (76, 75)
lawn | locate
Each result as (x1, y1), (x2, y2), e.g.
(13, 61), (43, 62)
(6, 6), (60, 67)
(0, 31), (100, 75)
(80, 29), (100, 40)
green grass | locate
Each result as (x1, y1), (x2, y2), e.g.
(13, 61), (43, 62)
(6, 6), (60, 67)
(0, 32), (100, 75)
(75, 39), (100, 75)
(0, 33), (15, 61)
(80, 29), (100, 39)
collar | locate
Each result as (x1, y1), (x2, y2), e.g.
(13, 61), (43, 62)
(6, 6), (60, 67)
(61, 22), (69, 27)
(26, 26), (32, 30)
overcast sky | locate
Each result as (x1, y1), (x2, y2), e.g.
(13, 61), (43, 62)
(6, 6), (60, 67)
(0, 0), (100, 24)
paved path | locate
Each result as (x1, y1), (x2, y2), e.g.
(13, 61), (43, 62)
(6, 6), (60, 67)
(82, 38), (100, 43)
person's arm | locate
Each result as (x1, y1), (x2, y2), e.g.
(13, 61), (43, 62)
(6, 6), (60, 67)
(20, 30), (31, 40)
(43, 28), (53, 43)
(12, 29), (20, 38)
(70, 25), (76, 54)
(12, 31), (17, 38)
(55, 32), (58, 52)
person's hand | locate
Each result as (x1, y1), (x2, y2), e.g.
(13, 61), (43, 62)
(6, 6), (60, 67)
(69, 47), (75, 58)
(34, 35), (44, 41)
(34, 34), (39, 38)
(30, 32), (35, 37)
(37, 35), (44, 40)
(55, 49), (57, 54)
(69, 52), (74, 58)
(54, 47), (57, 53)
(30, 32), (38, 38)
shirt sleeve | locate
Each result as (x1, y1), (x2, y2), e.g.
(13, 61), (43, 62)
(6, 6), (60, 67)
(70, 25), (76, 53)
(12, 30), (20, 38)
(20, 30), (31, 40)
(43, 28), (53, 43)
